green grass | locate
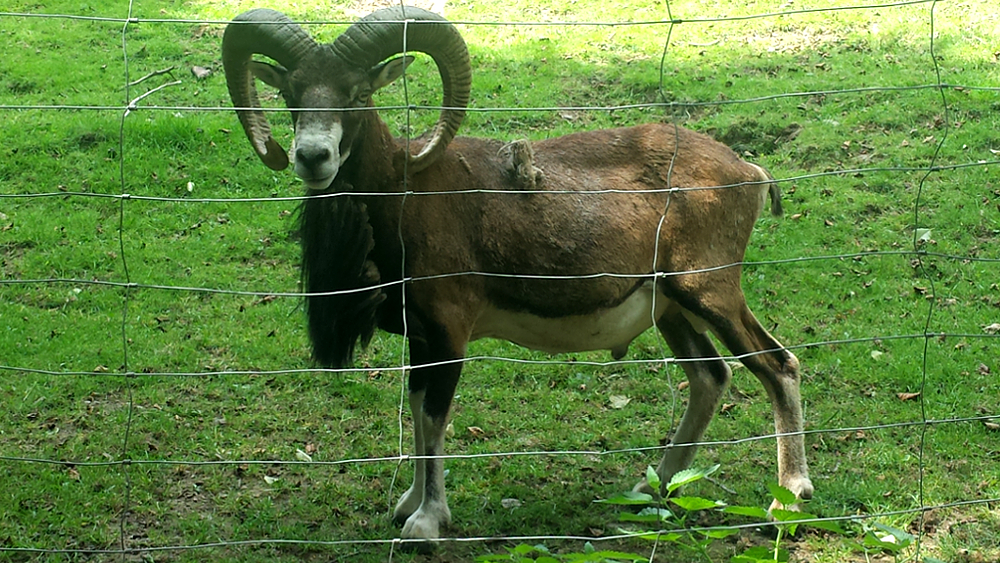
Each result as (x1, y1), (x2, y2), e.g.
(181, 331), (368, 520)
(2, 0), (999, 562)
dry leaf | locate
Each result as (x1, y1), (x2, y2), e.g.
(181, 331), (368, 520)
(977, 363), (991, 375)
(983, 323), (1000, 334)
(263, 475), (279, 485)
(720, 403), (736, 414)
(500, 498), (522, 510)
(677, 380), (690, 391)
(897, 392), (921, 401)
(983, 421), (999, 431)
(295, 449), (313, 462)
(191, 65), (212, 79)
(608, 395), (631, 409)
(467, 426), (486, 439)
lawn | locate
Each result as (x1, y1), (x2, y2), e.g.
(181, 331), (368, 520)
(1, 0), (998, 561)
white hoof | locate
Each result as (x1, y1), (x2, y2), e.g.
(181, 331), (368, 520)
(632, 478), (657, 497)
(768, 475), (815, 513)
(393, 487), (421, 525)
(401, 507), (449, 540)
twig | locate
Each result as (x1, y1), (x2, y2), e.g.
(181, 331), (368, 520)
(705, 476), (737, 496)
(127, 80), (182, 110)
(128, 66), (176, 87)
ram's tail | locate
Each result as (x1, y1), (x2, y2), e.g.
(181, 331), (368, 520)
(749, 163), (783, 217)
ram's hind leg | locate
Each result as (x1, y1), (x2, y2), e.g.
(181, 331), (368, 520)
(688, 287), (813, 510)
(635, 304), (733, 496)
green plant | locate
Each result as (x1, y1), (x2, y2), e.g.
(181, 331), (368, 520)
(476, 542), (647, 563)
(479, 465), (848, 563)
(853, 521), (948, 563)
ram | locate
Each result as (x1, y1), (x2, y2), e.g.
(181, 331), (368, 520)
(223, 6), (813, 544)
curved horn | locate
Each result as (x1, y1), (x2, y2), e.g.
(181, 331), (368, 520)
(331, 6), (471, 173)
(222, 9), (318, 171)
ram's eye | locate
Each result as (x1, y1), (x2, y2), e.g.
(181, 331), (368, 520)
(353, 91), (371, 106)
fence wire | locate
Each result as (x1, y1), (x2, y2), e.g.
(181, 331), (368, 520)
(1, 0), (997, 561)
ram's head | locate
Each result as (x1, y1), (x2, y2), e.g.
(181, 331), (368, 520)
(222, 6), (471, 189)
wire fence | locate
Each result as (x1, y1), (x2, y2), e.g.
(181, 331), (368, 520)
(1, 0), (998, 561)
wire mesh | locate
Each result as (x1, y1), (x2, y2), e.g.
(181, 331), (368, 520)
(1, 0), (998, 561)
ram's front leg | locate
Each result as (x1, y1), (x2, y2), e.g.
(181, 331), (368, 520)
(399, 400), (453, 543)
(394, 322), (465, 547)
(393, 390), (429, 525)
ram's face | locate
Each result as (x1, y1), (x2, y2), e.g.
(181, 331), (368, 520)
(250, 57), (360, 190)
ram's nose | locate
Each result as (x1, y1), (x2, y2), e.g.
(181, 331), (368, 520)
(292, 121), (344, 190)
(296, 145), (332, 174)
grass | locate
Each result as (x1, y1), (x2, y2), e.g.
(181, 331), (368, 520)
(2, 0), (999, 561)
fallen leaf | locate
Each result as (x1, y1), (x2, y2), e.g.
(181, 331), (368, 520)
(467, 426), (486, 439)
(191, 65), (212, 79)
(263, 475), (279, 485)
(500, 498), (522, 510)
(295, 449), (313, 462)
(608, 395), (631, 409)
(978, 363), (991, 375)
(870, 350), (884, 360)
(983, 323), (1000, 334)
(677, 380), (690, 391)
(897, 392), (921, 402)
(720, 403), (736, 414)
(984, 421), (999, 431)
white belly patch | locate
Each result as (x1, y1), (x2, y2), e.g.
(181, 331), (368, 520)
(472, 282), (673, 357)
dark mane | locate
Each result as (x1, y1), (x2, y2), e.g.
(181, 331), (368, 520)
(299, 189), (385, 368)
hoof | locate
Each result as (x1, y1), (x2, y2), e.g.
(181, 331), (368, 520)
(397, 537), (439, 554)
(400, 505), (450, 544)
(768, 475), (815, 514)
(393, 487), (421, 526)
(632, 479), (657, 497)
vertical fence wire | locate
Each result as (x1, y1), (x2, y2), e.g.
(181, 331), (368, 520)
(1, 0), (998, 560)
(115, 3), (137, 557)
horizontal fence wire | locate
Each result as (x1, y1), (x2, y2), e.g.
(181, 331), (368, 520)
(2, 412), (999, 469)
(1, 0), (997, 560)
(3, 496), (999, 558)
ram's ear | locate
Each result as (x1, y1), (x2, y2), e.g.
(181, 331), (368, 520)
(249, 61), (289, 91)
(369, 56), (415, 91)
